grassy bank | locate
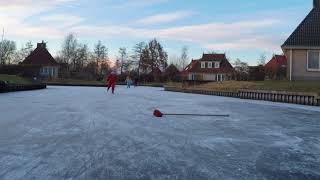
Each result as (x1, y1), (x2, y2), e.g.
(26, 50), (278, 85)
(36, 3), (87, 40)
(166, 81), (320, 94)
(0, 74), (32, 85)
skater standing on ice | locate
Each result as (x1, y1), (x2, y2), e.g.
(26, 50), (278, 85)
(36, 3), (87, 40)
(106, 71), (117, 94)
(125, 76), (133, 88)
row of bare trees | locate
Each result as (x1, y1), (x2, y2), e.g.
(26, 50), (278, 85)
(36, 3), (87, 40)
(0, 33), (170, 81)
(115, 39), (168, 77)
(57, 34), (109, 72)
(56, 34), (170, 81)
(0, 40), (34, 65)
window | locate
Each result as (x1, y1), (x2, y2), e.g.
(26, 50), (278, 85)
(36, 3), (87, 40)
(216, 74), (224, 81)
(308, 51), (320, 71)
(201, 62), (206, 68)
(192, 73), (196, 80)
(214, 62), (220, 68)
(216, 74), (220, 81)
(208, 62), (212, 68)
(49, 68), (53, 76)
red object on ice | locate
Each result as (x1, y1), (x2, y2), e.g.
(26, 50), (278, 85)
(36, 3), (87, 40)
(153, 109), (229, 118)
(153, 109), (163, 117)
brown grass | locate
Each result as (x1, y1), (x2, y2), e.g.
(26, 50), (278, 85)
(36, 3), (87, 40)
(166, 81), (320, 94)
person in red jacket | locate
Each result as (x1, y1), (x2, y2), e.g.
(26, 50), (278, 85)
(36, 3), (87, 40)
(106, 71), (117, 94)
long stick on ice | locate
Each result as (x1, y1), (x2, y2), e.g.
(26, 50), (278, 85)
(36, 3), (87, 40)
(153, 109), (229, 118)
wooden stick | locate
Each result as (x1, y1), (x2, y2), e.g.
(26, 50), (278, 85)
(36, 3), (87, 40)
(163, 113), (229, 117)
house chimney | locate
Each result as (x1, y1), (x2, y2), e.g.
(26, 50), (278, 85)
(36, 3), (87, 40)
(314, 0), (320, 9)
(37, 40), (46, 49)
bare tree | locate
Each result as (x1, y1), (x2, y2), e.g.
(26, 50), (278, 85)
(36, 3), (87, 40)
(61, 33), (78, 67)
(233, 59), (249, 81)
(169, 54), (180, 70)
(74, 43), (89, 72)
(132, 41), (146, 76)
(93, 40), (108, 75)
(13, 41), (33, 64)
(140, 45), (150, 74)
(179, 46), (189, 69)
(234, 59), (249, 73)
(60, 33), (92, 72)
(257, 53), (266, 66)
(0, 40), (16, 65)
(118, 47), (128, 74)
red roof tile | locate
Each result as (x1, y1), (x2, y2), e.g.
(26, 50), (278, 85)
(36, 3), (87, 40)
(265, 55), (287, 68)
(200, 53), (227, 61)
(182, 60), (199, 74)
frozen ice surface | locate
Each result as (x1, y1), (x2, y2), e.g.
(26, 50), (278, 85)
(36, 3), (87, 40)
(0, 86), (320, 180)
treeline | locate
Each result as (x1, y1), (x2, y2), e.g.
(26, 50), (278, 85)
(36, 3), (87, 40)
(0, 33), (174, 81)
(55, 34), (169, 81)
(232, 54), (267, 81)
(0, 34), (277, 82)
(55, 34), (110, 80)
(0, 40), (33, 65)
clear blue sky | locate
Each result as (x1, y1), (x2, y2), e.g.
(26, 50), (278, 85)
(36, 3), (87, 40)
(0, 0), (313, 65)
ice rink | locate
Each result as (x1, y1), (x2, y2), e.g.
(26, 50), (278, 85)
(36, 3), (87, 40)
(0, 86), (320, 180)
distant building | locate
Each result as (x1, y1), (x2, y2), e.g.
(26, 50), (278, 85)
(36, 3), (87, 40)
(21, 41), (59, 79)
(182, 53), (234, 81)
(265, 55), (287, 80)
(282, 0), (320, 81)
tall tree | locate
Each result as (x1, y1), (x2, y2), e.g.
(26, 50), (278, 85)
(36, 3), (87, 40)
(74, 43), (89, 72)
(180, 46), (189, 69)
(145, 39), (168, 73)
(131, 41), (146, 76)
(61, 33), (78, 67)
(93, 40), (108, 75)
(118, 47), (128, 74)
(0, 40), (16, 64)
(140, 45), (151, 74)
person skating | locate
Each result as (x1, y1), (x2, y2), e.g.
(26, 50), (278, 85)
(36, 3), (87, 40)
(125, 76), (133, 88)
(106, 71), (117, 94)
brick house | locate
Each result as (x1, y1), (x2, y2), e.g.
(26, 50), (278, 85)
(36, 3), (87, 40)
(182, 53), (234, 81)
(265, 55), (287, 79)
(282, 0), (320, 81)
(21, 42), (59, 79)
